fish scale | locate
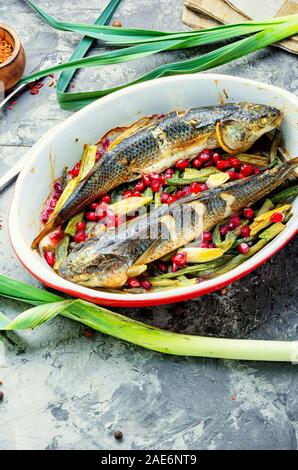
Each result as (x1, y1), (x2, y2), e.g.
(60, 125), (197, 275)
(32, 102), (282, 248)
(59, 159), (298, 288)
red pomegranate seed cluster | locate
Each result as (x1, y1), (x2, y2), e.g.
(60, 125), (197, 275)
(40, 181), (64, 224)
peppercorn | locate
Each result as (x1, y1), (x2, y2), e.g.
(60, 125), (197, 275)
(114, 431), (123, 440)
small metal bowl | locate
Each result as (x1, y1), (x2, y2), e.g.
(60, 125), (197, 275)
(0, 24), (26, 91)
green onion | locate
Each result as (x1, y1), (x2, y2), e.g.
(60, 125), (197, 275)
(271, 185), (298, 204)
(20, 0), (298, 110)
(0, 274), (297, 361)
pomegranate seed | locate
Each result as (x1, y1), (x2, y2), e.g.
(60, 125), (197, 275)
(135, 181), (145, 192)
(44, 251), (55, 267)
(253, 166), (261, 175)
(219, 224), (229, 236)
(49, 228), (63, 243)
(171, 251), (187, 267)
(77, 221), (86, 231)
(85, 211), (97, 221)
(228, 171), (238, 181)
(90, 202), (99, 210)
(243, 207), (254, 219)
(240, 163), (253, 176)
(96, 207), (107, 221)
(202, 231), (213, 242)
(159, 174), (167, 185)
(193, 157), (202, 169)
(164, 168), (174, 179)
(228, 215), (241, 230)
(200, 241), (210, 248)
(175, 189), (185, 199)
(157, 262), (168, 273)
(270, 212), (285, 223)
(175, 159), (189, 170)
(190, 182), (205, 194)
(123, 189), (133, 198)
(229, 156), (241, 168)
(141, 174), (151, 186)
(241, 225), (251, 238)
(96, 148), (105, 161)
(161, 192), (170, 203)
(149, 172), (160, 181)
(71, 162), (80, 177)
(216, 160), (231, 171)
(172, 262), (179, 272)
(212, 152), (221, 163)
(102, 194), (111, 203)
(141, 280), (152, 290)
(151, 180), (161, 193)
(238, 242), (250, 254)
(133, 190), (142, 197)
(128, 278), (141, 288)
(74, 230), (87, 243)
(53, 182), (63, 193)
(198, 152), (210, 163)
(83, 329), (94, 338)
(167, 195), (177, 204)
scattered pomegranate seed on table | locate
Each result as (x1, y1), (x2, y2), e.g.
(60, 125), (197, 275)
(270, 212), (285, 223)
(83, 329), (94, 338)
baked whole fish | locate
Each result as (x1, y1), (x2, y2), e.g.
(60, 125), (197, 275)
(59, 159), (297, 288)
(32, 102), (281, 248)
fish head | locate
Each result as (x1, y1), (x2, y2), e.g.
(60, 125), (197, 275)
(59, 238), (130, 288)
(217, 103), (282, 153)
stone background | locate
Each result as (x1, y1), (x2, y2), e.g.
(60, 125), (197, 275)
(0, 0), (297, 450)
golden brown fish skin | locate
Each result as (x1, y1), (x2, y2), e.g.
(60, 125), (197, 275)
(53, 103), (281, 227)
(59, 159), (297, 288)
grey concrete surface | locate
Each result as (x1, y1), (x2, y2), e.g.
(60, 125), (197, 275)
(0, 0), (297, 450)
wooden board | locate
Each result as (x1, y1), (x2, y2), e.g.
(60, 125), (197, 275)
(183, 0), (298, 54)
